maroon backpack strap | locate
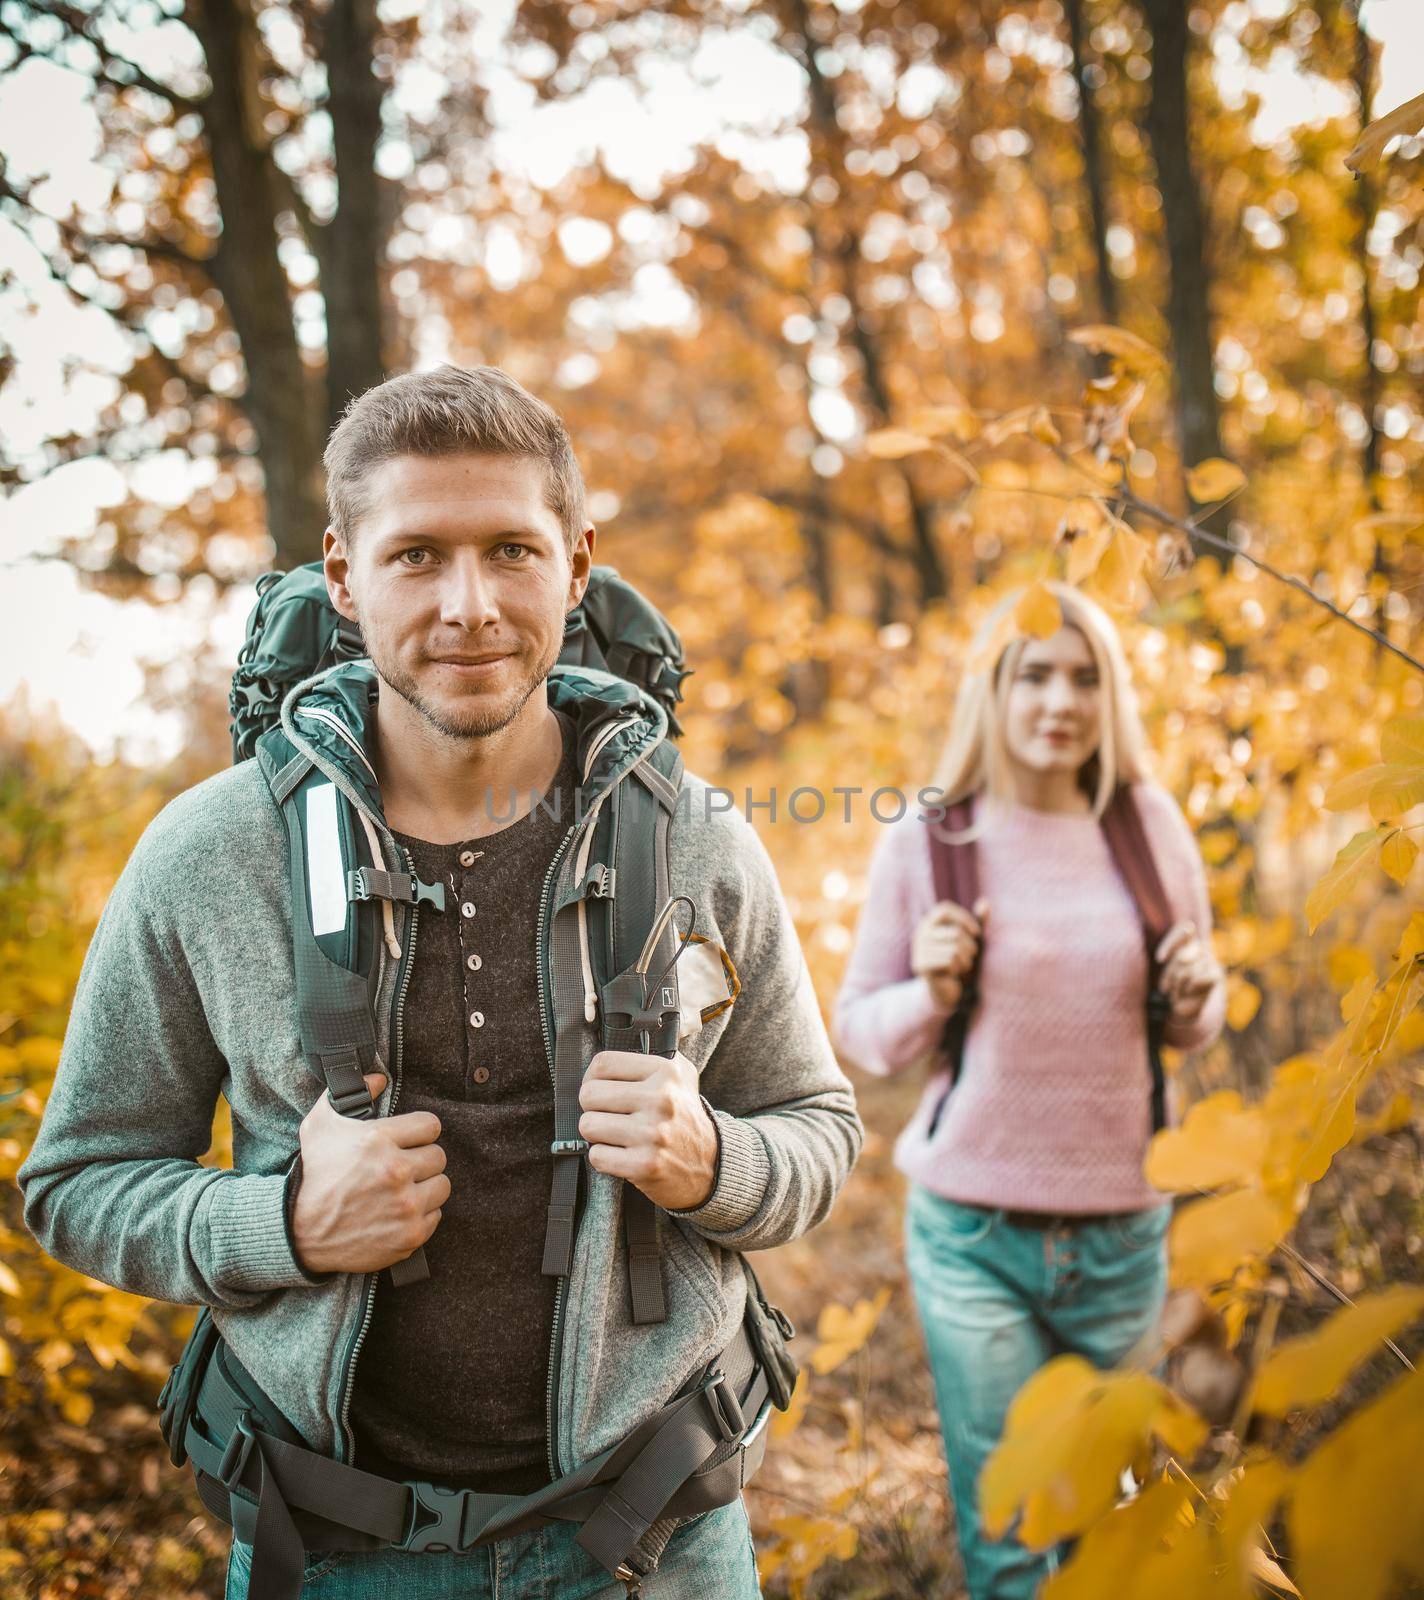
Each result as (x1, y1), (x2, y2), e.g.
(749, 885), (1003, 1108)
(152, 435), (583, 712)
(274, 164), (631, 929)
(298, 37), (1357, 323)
(1100, 783), (1174, 1133)
(1100, 785), (1173, 967)
(922, 795), (982, 1136)
(927, 795), (980, 910)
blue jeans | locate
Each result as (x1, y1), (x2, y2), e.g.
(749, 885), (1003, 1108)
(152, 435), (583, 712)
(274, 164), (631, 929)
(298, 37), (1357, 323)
(904, 1185), (1170, 1600)
(225, 1498), (760, 1599)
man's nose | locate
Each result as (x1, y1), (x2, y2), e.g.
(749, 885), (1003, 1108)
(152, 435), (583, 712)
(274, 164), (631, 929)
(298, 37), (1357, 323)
(439, 556), (500, 630)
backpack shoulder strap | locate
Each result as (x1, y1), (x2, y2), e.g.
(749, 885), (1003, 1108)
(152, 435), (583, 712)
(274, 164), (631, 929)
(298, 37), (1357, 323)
(606, 740), (685, 1326)
(1100, 783), (1174, 1133)
(541, 735), (687, 1325)
(255, 736), (430, 1286)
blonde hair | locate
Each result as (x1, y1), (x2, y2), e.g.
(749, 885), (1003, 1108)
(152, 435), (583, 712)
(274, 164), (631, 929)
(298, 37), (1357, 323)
(927, 582), (1154, 841)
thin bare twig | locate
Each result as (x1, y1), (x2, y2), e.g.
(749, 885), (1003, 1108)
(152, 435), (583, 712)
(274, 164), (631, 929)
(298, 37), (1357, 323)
(1119, 487), (1424, 677)
(1277, 1240), (1416, 1372)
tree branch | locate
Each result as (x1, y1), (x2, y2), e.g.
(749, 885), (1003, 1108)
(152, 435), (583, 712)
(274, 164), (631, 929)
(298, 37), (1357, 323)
(1120, 487), (1424, 677)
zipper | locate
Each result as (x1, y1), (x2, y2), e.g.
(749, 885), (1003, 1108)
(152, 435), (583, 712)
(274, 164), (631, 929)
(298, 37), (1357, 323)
(335, 845), (420, 1464)
(540, 819), (579, 1481)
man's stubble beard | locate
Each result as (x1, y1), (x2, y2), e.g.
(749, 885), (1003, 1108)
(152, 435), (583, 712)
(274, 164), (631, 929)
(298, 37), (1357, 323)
(364, 627), (561, 742)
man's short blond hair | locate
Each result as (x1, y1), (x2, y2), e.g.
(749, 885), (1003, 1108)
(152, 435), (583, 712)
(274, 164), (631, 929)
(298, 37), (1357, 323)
(323, 364), (587, 549)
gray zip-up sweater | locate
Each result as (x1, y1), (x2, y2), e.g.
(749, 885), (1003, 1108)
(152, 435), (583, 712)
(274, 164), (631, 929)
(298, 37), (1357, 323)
(19, 663), (861, 1494)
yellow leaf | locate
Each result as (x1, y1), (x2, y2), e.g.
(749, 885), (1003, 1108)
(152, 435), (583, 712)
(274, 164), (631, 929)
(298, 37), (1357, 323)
(1039, 1478), (1196, 1599)
(1381, 713), (1424, 767)
(0, 1261), (18, 1296)
(979, 406), (1038, 447)
(1304, 827), (1389, 933)
(1227, 978), (1261, 1031)
(979, 1358), (1208, 1546)
(1249, 1548), (1301, 1596)
(1029, 406), (1062, 446)
(866, 427), (933, 460)
(1168, 1190), (1292, 1291)
(1397, 912), (1424, 965)
(1382, 830), (1419, 885)
(1094, 521), (1149, 605)
(1341, 970), (1376, 1022)
(1065, 524), (1113, 586)
(1369, 764), (1424, 820)
(1067, 324), (1170, 373)
(811, 1287), (891, 1375)
(0, 1337), (12, 1377)
(1253, 1286), (1424, 1416)
(909, 405), (981, 442)
(1290, 1362), (1424, 1599)
(1145, 1091), (1268, 1193)
(1015, 582), (1062, 640)
(1186, 458), (1246, 504)
(1323, 764), (1391, 813)
(60, 1390), (94, 1426)
(1345, 88), (1424, 172)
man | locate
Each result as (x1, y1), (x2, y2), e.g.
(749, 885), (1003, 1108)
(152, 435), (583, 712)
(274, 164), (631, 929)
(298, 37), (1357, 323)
(20, 365), (862, 1598)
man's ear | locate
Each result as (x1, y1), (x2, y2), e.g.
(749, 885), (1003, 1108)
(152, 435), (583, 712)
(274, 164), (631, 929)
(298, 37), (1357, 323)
(323, 527), (358, 623)
(567, 525), (596, 611)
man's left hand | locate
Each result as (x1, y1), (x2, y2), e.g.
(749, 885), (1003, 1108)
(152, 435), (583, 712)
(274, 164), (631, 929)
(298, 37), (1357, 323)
(578, 1049), (718, 1211)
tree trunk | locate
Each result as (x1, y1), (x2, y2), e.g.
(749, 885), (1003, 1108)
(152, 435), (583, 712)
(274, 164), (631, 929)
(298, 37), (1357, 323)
(1139, 0), (1226, 528)
(1350, 4), (1383, 529)
(1064, 0), (1118, 325)
(186, 0), (328, 569)
(786, 0), (948, 604)
(324, 0), (388, 428)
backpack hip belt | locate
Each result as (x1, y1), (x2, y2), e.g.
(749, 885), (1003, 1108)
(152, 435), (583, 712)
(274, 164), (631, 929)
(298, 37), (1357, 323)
(161, 1302), (782, 1599)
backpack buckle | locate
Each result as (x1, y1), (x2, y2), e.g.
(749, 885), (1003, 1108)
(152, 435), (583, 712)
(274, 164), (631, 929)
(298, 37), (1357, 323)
(401, 1481), (469, 1553)
(216, 1411), (257, 1491)
(703, 1369), (745, 1443)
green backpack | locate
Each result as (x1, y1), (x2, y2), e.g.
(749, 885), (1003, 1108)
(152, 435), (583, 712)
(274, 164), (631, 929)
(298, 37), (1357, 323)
(229, 559), (691, 761)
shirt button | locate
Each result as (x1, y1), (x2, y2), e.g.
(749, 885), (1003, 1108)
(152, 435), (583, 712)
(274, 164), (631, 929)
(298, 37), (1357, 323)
(472, 1066), (490, 1085)
(469, 1011), (484, 1028)
(467, 953), (482, 971)
(461, 901), (476, 919)
(459, 849), (475, 867)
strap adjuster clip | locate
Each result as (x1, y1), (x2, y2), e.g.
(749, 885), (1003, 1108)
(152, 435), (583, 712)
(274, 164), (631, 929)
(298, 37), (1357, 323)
(216, 1411), (257, 1491)
(704, 1370), (745, 1443)
(551, 1138), (589, 1157)
(401, 1481), (468, 1553)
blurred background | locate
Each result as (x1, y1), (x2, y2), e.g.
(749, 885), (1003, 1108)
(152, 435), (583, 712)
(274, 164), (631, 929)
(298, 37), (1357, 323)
(1, 1), (1421, 1595)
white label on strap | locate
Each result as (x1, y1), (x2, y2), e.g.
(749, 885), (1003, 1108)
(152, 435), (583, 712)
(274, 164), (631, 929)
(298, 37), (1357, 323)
(306, 783), (348, 936)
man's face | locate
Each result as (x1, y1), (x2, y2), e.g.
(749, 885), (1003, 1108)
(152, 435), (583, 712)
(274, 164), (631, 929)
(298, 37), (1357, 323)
(325, 452), (592, 741)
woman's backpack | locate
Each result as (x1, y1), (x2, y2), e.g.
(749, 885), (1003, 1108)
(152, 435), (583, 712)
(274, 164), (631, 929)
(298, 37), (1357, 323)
(924, 787), (1176, 1136)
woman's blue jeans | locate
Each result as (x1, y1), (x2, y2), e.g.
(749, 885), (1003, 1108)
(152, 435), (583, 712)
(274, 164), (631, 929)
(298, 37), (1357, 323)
(904, 1185), (1169, 1600)
(225, 1498), (760, 1599)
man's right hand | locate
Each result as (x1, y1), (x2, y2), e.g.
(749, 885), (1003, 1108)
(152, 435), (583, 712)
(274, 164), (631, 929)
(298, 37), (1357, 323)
(291, 1072), (448, 1275)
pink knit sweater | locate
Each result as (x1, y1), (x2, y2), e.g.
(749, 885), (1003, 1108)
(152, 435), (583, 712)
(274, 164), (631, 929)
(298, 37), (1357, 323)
(832, 783), (1227, 1214)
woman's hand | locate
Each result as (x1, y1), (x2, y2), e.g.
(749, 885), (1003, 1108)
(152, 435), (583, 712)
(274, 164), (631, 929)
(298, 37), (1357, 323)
(1154, 921), (1223, 1023)
(912, 898), (989, 1011)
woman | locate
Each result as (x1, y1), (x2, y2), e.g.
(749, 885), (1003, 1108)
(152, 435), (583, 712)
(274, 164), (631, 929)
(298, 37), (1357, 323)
(833, 583), (1226, 1600)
